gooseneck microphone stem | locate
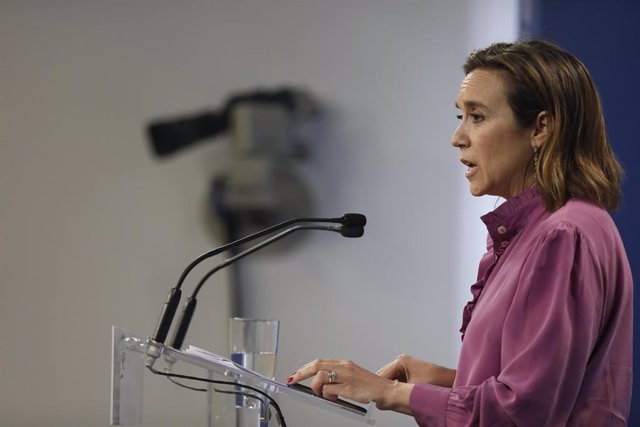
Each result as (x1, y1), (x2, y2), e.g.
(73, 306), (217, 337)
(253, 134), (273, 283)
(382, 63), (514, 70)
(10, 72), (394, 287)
(150, 214), (366, 347)
(169, 224), (364, 350)
(175, 217), (349, 291)
(193, 225), (343, 298)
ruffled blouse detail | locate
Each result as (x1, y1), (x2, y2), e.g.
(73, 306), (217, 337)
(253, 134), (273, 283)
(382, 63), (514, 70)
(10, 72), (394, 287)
(459, 187), (542, 339)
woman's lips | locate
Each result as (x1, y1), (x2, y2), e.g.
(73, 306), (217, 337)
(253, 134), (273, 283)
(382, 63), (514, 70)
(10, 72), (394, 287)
(461, 159), (478, 178)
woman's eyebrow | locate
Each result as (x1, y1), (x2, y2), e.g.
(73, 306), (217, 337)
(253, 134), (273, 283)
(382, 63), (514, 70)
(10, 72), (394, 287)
(455, 100), (489, 110)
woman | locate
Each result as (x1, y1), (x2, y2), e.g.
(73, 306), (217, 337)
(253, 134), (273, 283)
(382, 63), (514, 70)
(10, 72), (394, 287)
(287, 40), (633, 426)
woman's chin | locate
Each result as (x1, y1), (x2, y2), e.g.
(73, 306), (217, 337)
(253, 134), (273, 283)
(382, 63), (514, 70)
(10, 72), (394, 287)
(468, 185), (486, 197)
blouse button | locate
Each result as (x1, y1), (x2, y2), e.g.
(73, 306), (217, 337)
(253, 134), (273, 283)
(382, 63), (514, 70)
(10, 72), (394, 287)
(497, 226), (507, 234)
(500, 241), (509, 248)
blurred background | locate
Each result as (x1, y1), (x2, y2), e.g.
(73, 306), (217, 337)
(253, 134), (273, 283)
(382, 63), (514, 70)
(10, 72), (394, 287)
(0, 1), (637, 426)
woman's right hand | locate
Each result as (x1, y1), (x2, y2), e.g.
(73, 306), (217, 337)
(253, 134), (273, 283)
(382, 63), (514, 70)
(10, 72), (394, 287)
(377, 354), (456, 388)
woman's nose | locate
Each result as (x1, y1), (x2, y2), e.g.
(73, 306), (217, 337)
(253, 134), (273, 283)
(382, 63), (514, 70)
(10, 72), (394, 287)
(451, 123), (468, 149)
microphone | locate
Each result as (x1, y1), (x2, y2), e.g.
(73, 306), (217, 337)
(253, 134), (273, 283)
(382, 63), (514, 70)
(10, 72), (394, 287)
(168, 223), (364, 351)
(147, 214), (366, 361)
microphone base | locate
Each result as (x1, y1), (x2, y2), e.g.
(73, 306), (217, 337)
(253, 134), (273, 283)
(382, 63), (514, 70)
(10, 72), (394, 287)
(144, 339), (164, 368)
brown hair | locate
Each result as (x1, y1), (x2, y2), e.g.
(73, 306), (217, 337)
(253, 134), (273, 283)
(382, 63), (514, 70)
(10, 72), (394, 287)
(463, 40), (622, 211)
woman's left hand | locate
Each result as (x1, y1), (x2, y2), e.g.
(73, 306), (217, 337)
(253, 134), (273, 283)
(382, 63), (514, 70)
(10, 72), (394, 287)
(287, 359), (414, 414)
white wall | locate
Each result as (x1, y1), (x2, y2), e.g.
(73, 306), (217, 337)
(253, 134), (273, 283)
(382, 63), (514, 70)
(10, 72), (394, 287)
(0, 1), (516, 426)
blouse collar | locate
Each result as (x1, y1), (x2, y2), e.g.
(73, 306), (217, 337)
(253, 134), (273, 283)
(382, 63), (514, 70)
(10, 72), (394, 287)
(480, 187), (544, 254)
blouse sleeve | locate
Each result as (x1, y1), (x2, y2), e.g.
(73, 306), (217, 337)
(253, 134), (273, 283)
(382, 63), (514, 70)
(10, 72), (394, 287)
(410, 223), (604, 426)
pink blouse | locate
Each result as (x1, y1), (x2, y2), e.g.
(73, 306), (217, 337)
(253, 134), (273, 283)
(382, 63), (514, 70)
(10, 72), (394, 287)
(410, 188), (633, 426)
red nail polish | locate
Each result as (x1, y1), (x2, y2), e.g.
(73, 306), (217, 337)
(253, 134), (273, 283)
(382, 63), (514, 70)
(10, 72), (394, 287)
(286, 376), (294, 383)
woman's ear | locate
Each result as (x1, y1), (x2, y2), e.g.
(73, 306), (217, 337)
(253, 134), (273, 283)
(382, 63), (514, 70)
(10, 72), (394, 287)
(531, 111), (549, 149)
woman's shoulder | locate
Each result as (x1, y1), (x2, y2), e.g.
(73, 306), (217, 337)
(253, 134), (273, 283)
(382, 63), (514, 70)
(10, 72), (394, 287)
(534, 197), (621, 249)
(546, 198), (613, 228)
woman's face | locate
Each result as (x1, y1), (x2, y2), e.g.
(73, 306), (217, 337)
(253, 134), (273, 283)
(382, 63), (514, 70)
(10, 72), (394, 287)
(452, 68), (534, 199)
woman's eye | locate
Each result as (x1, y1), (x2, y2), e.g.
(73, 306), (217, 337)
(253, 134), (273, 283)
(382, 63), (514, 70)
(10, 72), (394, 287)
(456, 113), (484, 122)
(470, 114), (483, 123)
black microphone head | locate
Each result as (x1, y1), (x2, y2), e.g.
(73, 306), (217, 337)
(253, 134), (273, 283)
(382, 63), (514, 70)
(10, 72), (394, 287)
(342, 213), (367, 227)
(340, 226), (364, 238)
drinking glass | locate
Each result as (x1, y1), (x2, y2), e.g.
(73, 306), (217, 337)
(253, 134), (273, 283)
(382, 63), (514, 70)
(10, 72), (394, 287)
(229, 318), (280, 379)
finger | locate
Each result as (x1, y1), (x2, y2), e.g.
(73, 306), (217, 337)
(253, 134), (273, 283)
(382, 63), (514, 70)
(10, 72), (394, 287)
(377, 362), (405, 381)
(323, 382), (373, 405)
(376, 360), (396, 377)
(321, 383), (340, 401)
(309, 369), (332, 395)
(289, 359), (337, 384)
(316, 371), (341, 401)
(287, 360), (322, 384)
(377, 355), (410, 381)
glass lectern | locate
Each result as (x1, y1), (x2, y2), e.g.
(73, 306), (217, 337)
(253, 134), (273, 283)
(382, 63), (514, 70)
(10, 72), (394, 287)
(111, 326), (376, 426)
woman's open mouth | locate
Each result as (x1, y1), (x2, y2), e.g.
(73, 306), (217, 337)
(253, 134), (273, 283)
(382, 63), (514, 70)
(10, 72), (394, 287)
(461, 159), (478, 178)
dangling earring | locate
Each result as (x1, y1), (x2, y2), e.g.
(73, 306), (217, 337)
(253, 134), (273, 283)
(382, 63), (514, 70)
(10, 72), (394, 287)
(533, 146), (539, 180)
